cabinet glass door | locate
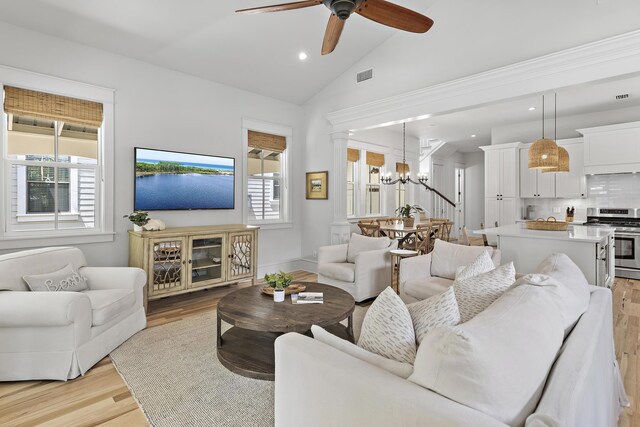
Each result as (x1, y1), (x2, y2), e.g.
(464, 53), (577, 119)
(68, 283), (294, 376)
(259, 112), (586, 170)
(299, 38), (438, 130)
(228, 232), (255, 281)
(189, 234), (225, 288)
(149, 238), (186, 297)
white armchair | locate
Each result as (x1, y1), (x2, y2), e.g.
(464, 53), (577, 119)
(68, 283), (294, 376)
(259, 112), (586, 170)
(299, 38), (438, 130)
(0, 247), (146, 381)
(399, 239), (501, 303)
(318, 234), (397, 302)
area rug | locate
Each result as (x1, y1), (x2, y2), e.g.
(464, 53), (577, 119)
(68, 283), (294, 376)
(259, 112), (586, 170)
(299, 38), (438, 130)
(110, 306), (368, 427)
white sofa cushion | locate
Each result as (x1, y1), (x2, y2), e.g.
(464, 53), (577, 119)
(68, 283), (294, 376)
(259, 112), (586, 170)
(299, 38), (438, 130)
(535, 253), (590, 336)
(407, 287), (460, 345)
(403, 276), (453, 301)
(454, 251), (495, 281)
(358, 287), (416, 364)
(82, 289), (136, 326)
(430, 239), (494, 280)
(346, 233), (390, 263)
(453, 262), (515, 323)
(23, 263), (88, 292)
(311, 325), (414, 378)
(318, 262), (356, 283)
(409, 282), (565, 427)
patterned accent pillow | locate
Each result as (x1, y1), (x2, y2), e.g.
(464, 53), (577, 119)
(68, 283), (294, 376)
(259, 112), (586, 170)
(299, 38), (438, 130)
(23, 263), (88, 292)
(407, 287), (460, 345)
(358, 287), (416, 364)
(455, 251), (495, 281)
(453, 262), (516, 323)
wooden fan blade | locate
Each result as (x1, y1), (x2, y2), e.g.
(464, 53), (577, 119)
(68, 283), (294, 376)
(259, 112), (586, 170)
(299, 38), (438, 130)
(356, 0), (433, 33)
(236, 0), (321, 15)
(322, 14), (345, 55)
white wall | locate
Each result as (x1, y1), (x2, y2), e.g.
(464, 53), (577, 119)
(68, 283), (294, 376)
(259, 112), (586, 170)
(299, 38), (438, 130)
(0, 22), (304, 269)
(462, 151), (485, 230)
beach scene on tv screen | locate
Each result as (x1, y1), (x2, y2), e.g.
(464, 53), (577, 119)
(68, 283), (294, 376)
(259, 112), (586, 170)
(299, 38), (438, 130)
(135, 149), (234, 210)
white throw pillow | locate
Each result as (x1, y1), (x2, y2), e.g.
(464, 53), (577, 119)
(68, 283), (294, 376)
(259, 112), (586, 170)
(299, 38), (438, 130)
(407, 287), (460, 345)
(454, 251), (495, 281)
(346, 233), (390, 263)
(23, 263), (88, 292)
(453, 262), (516, 323)
(430, 239), (494, 279)
(311, 325), (414, 378)
(409, 283), (565, 427)
(358, 287), (416, 364)
(534, 253), (591, 336)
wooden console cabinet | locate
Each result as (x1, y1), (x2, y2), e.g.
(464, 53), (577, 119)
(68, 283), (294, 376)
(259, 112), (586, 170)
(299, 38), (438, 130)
(128, 225), (259, 307)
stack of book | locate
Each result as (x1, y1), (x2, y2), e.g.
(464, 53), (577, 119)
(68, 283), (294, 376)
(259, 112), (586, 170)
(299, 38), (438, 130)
(296, 292), (323, 304)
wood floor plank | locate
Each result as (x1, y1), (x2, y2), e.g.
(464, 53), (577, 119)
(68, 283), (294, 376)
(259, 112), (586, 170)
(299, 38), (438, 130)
(0, 270), (638, 426)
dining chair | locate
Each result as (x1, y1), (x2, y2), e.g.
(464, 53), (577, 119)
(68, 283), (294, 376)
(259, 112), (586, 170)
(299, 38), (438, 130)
(436, 221), (453, 242)
(357, 222), (380, 237)
(415, 223), (436, 254)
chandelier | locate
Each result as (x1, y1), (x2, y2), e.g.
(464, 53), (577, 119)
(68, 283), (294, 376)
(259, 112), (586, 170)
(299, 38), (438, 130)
(381, 123), (429, 187)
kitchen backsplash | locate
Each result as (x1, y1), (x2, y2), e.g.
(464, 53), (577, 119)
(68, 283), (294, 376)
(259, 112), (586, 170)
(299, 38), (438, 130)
(523, 173), (640, 221)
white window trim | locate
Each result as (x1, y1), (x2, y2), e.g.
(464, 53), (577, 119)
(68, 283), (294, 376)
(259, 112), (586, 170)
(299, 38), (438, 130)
(242, 118), (292, 227)
(0, 65), (115, 249)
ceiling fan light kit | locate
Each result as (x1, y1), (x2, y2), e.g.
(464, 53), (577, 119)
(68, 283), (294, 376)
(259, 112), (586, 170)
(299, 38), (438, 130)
(236, 0), (434, 55)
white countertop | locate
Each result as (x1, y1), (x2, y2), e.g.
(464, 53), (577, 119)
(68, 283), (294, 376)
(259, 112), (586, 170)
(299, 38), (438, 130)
(474, 223), (614, 243)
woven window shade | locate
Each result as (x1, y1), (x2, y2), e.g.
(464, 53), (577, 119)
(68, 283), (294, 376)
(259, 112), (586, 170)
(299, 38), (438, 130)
(248, 130), (286, 152)
(366, 151), (385, 167)
(4, 86), (103, 127)
(396, 162), (410, 174)
(347, 148), (360, 162)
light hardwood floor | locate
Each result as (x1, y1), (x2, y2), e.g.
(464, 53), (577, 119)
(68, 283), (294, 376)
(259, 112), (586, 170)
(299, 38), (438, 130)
(0, 271), (638, 426)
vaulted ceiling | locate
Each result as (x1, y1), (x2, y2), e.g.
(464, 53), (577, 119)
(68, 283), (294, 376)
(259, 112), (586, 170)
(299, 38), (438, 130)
(0, 0), (438, 105)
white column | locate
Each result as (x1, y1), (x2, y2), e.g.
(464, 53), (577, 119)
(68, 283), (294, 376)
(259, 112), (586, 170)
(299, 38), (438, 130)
(330, 131), (352, 244)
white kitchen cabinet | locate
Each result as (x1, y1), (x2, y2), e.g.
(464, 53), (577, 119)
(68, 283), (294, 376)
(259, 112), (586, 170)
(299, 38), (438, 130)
(519, 148), (556, 198)
(555, 141), (586, 198)
(578, 121), (640, 174)
(481, 143), (521, 228)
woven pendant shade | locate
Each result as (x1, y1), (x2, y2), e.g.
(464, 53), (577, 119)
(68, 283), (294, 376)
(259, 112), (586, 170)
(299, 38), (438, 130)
(542, 146), (570, 173)
(528, 138), (559, 170)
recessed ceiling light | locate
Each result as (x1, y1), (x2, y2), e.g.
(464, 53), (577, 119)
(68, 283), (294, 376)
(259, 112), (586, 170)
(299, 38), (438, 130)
(471, 134), (477, 138)
(528, 107), (536, 111)
(298, 52), (308, 61)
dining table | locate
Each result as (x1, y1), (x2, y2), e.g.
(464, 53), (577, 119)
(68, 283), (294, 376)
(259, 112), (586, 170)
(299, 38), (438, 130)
(378, 221), (440, 248)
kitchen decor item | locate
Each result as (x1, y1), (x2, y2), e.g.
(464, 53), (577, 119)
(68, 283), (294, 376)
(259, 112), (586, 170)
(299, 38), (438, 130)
(526, 217), (569, 231)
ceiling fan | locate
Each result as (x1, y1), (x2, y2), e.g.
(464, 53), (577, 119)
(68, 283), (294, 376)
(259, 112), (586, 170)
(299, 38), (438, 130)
(236, 0), (434, 55)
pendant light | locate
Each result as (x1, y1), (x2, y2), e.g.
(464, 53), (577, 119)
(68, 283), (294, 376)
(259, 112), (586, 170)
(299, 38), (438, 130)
(542, 93), (570, 173)
(528, 94), (559, 170)
(382, 122), (423, 186)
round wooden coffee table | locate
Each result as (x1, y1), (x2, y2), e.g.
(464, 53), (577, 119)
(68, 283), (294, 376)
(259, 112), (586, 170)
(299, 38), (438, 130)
(216, 282), (355, 380)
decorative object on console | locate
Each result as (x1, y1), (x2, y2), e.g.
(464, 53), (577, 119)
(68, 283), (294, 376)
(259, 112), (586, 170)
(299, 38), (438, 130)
(143, 218), (166, 231)
(236, 0), (434, 56)
(306, 171), (328, 199)
(123, 210), (150, 232)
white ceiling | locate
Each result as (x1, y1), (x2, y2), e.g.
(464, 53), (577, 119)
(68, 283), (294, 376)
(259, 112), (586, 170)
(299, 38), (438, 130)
(371, 73), (640, 152)
(0, 0), (438, 105)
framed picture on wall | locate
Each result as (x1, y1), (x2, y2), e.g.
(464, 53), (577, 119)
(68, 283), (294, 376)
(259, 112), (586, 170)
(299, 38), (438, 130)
(306, 171), (328, 200)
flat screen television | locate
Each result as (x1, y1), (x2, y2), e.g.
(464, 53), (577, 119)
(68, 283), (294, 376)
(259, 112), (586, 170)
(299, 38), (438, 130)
(134, 147), (235, 211)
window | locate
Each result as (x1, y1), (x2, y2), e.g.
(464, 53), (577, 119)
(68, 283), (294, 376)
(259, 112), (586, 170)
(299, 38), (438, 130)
(245, 125), (290, 224)
(1, 83), (111, 243)
(365, 151), (384, 216)
(347, 148), (359, 217)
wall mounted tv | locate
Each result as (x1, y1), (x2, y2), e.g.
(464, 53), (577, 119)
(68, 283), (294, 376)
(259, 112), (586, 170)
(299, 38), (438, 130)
(134, 148), (235, 211)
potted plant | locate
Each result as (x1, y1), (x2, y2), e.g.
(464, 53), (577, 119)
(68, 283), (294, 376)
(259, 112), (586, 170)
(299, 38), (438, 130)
(395, 204), (424, 228)
(264, 271), (293, 302)
(123, 211), (150, 232)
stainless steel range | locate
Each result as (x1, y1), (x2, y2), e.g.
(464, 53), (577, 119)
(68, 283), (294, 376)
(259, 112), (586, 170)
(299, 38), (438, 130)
(587, 208), (640, 279)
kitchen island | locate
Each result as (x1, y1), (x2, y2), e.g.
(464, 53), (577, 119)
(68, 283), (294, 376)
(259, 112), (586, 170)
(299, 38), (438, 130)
(475, 223), (615, 287)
